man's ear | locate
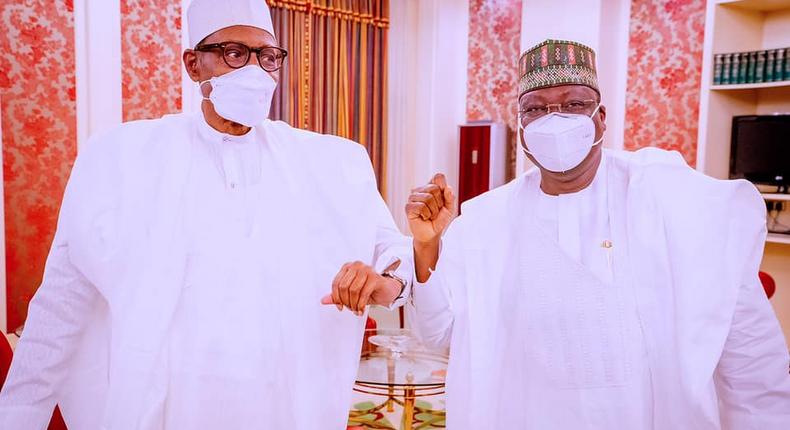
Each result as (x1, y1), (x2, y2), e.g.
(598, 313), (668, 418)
(597, 104), (607, 133)
(183, 50), (201, 82)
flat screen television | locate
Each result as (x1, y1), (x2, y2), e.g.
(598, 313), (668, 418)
(730, 114), (790, 191)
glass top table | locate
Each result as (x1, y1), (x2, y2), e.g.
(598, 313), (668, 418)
(352, 328), (447, 430)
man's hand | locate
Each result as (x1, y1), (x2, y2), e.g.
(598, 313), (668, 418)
(406, 173), (455, 245)
(320, 261), (403, 315)
(406, 173), (456, 283)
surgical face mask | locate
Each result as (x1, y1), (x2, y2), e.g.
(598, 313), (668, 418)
(519, 104), (603, 173)
(200, 65), (276, 127)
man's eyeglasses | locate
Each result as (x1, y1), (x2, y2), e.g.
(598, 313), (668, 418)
(195, 42), (288, 72)
(519, 99), (598, 123)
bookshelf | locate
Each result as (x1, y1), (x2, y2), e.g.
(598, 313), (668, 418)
(711, 80), (790, 90)
(765, 192), (790, 244)
(718, 0), (790, 12)
(697, 0), (790, 180)
(699, 3), (790, 348)
(767, 233), (790, 244)
(763, 193), (790, 202)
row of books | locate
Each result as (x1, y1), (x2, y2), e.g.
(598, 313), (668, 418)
(713, 48), (790, 85)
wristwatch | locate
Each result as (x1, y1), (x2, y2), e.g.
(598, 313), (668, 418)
(382, 269), (408, 298)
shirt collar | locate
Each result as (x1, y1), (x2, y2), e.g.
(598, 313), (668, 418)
(538, 152), (607, 200)
(193, 113), (258, 145)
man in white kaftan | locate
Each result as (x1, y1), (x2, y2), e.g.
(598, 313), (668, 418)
(0, 1), (412, 428)
(404, 39), (790, 429)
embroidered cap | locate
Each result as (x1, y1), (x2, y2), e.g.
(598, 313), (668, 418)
(518, 39), (599, 98)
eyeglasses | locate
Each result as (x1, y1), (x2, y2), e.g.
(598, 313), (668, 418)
(195, 42), (288, 72)
(519, 99), (598, 123)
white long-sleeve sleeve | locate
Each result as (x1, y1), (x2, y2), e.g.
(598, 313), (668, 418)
(0, 230), (100, 429)
(409, 220), (465, 349)
(370, 188), (414, 308)
(715, 277), (790, 429)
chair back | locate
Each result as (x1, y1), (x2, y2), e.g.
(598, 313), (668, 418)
(759, 271), (777, 299)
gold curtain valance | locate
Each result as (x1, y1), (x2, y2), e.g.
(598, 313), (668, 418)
(267, 0), (389, 28)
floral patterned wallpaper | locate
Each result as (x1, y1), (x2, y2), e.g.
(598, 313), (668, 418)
(466, 0), (522, 180)
(0, 0), (78, 330)
(121, 0), (182, 121)
(623, 0), (707, 166)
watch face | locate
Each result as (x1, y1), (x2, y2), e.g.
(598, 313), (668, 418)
(384, 271), (407, 287)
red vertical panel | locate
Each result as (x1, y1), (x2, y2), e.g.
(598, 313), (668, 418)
(623, 0), (706, 166)
(0, 1), (78, 330)
(459, 125), (491, 208)
(121, 0), (182, 122)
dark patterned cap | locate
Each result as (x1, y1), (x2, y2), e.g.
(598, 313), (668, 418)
(518, 39), (599, 98)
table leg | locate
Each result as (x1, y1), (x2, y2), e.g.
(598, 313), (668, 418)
(386, 356), (395, 412)
(402, 385), (415, 430)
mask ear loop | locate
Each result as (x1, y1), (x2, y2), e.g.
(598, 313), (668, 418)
(589, 102), (604, 147)
(199, 79), (212, 101)
(592, 135), (604, 147)
(518, 113), (533, 158)
(589, 102), (602, 118)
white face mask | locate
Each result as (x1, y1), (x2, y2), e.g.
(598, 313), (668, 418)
(200, 65), (276, 127)
(520, 104), (603, 173)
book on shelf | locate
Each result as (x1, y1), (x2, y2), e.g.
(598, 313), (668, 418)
(738, 52), (748, 84)
(776, 49), (785, 82)
(756, 50), (766, 83)
(785, 48), (790, 80)
(732, 53), (741, 84)
(723, 53), (732, 84)
(767, 50), (776, 81)
(748, 51), (757, 83)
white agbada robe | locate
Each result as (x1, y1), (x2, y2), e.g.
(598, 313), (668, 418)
(514, 156), (652, 428)
(411, 148), (790, 429)
(0, 112), (412, 429)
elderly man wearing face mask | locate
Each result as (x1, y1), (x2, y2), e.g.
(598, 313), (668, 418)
(0, 0), (412, 428)
(403, 40), (790, 429)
